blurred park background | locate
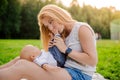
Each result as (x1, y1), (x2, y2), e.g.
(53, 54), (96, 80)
(0, 0), (120, 39)
(0, 0), (120, 80)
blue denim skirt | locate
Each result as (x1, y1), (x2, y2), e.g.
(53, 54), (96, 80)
(65, 67), (92, 80)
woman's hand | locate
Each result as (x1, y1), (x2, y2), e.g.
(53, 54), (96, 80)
(53, 36), (67, 53)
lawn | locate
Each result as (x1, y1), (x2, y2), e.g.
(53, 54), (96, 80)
(0, 39), (120, 80)
(96, 40), (120, 80)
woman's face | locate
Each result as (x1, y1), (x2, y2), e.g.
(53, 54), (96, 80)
(41, 16), (64, 34)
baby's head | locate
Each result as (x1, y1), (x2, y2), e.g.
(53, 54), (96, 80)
(20, 45), (41, 61)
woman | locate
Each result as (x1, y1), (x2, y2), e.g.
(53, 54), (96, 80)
(0, 4), (98, 80)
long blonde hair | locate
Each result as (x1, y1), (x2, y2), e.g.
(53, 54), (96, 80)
(38, 4), (74, 51)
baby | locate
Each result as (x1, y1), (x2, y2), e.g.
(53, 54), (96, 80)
(20, 34), (66, 70)
(20, 44), (58, 70)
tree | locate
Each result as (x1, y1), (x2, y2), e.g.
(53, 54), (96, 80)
(20, 0), (41, 39)
(0, 0), (21, 38)
(0, 0), (8, 34)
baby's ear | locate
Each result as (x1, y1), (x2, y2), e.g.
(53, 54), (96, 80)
(30, 55), (35, 61)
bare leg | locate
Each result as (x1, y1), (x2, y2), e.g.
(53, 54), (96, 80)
(0, 56), (20, 69)
(0, 64), (22, 80)
(0, 59), (71, 80)
(0, 59), (36, 80)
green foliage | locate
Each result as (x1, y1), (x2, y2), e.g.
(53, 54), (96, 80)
(0, 0), (8, 16)
(0, 0), (120, 39)
(111, 11), (120, 20)
(111, 19), (120, 25)
(68, 3), (82, 22)
(0, 39), (120, 80)
(20, 0), (41, 39)
(0, 0), (21, 39)
(19, 0), (57, 39)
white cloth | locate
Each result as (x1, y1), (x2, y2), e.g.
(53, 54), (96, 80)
(33, 50), (57, 66)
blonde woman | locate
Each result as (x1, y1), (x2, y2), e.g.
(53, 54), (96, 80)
(0, 4), (98, 80)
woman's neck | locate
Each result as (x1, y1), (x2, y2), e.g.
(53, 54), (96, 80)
(64, 22), (75, 38)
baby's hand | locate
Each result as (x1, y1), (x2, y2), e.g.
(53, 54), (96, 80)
(42, 64), (61, 72)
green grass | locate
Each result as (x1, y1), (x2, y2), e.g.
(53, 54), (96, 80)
(96, 40), (120, 80)
(0, 39), (42, 65)
(0, 39), (120, 80)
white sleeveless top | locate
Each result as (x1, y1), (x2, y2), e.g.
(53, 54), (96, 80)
(64, 22), (96, 76)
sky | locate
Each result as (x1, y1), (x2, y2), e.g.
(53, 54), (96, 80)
(60, 0), (120, 10)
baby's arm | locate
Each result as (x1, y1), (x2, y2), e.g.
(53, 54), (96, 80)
(42, 64), (60, 71)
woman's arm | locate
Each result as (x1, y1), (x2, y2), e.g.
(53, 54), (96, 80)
(68, 25), (98, 66)
(54, 25), (98, 66)
(0, 56), (20, 69)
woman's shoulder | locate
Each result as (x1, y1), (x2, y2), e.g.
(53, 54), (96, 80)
(72, 21), (94, 36)
(77, 22), (95, 38)
(72, 21), (95, 40)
